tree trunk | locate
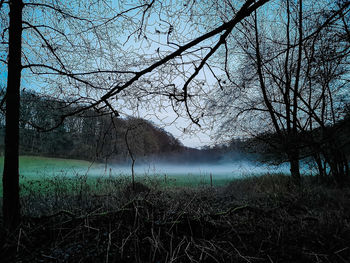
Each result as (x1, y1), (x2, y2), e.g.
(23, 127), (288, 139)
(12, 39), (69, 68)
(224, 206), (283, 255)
(326, 145), (348, 185)
(313, 153), (325, 182)
(125, 127), (136, 191)
(2, 0), (23, 230)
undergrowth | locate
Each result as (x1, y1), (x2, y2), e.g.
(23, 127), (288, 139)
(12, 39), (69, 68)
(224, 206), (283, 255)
(0, 173), (350, 262)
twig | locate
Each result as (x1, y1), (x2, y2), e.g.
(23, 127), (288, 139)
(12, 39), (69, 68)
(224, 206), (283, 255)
(16, 228), (22, 253)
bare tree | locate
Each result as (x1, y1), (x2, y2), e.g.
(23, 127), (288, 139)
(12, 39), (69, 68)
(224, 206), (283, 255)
(211, 0), (350, 183)
(123, 119), (146, 191)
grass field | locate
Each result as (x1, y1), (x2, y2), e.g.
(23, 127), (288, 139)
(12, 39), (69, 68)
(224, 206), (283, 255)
(1, 165), (350, 262)
(1, 156), (350, 262)
(0, 155), (95, 177)
(0, 156), (239, 196)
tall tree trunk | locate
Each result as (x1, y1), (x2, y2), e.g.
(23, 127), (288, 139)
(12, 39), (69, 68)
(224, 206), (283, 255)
(2, 0), (23, 230)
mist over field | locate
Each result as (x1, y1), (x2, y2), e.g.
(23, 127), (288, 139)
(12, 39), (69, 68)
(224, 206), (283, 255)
(11, 155), (316, 181)
(107, 160), (291, 178)
(64, 157), (305, 184)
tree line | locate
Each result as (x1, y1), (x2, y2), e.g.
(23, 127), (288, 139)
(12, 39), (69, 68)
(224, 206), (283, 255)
(0, 90), (184, 162)
(239, 109), (350, 183)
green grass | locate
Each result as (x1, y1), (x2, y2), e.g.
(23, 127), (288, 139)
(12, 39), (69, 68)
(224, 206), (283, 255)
(0, 155), (96, 178)
(0, 156), (105, 196)
(0, 156), (238, 197)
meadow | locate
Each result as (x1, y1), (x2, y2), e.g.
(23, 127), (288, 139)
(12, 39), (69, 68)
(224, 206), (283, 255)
(0, 155), (286, 196)
(1, 156), (349, 262)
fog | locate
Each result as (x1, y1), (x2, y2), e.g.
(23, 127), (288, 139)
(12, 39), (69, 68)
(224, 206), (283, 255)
(89, 160), (293, 179)
(40, 154), (317, 180)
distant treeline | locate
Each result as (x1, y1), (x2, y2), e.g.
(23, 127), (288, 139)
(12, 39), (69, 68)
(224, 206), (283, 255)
(241, 111), (350, 182)
(0, 91), (247, 164)
(1, 90), (348, 178)
(0, 91), (186, 162)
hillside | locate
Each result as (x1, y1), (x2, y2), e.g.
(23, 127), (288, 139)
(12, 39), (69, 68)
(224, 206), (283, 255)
(0, 91), (186, 162)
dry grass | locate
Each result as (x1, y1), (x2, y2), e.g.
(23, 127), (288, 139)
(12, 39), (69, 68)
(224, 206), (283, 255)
(1, 174), (350, 262)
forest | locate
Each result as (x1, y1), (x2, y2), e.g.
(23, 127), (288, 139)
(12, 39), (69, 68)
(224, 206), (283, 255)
(0, 91), (185, 162)
(1, 0), (350, 262)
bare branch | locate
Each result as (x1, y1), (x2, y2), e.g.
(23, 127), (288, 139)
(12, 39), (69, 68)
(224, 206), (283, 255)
(23, 3), (91, 22)
(22, 22), (67, 71)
